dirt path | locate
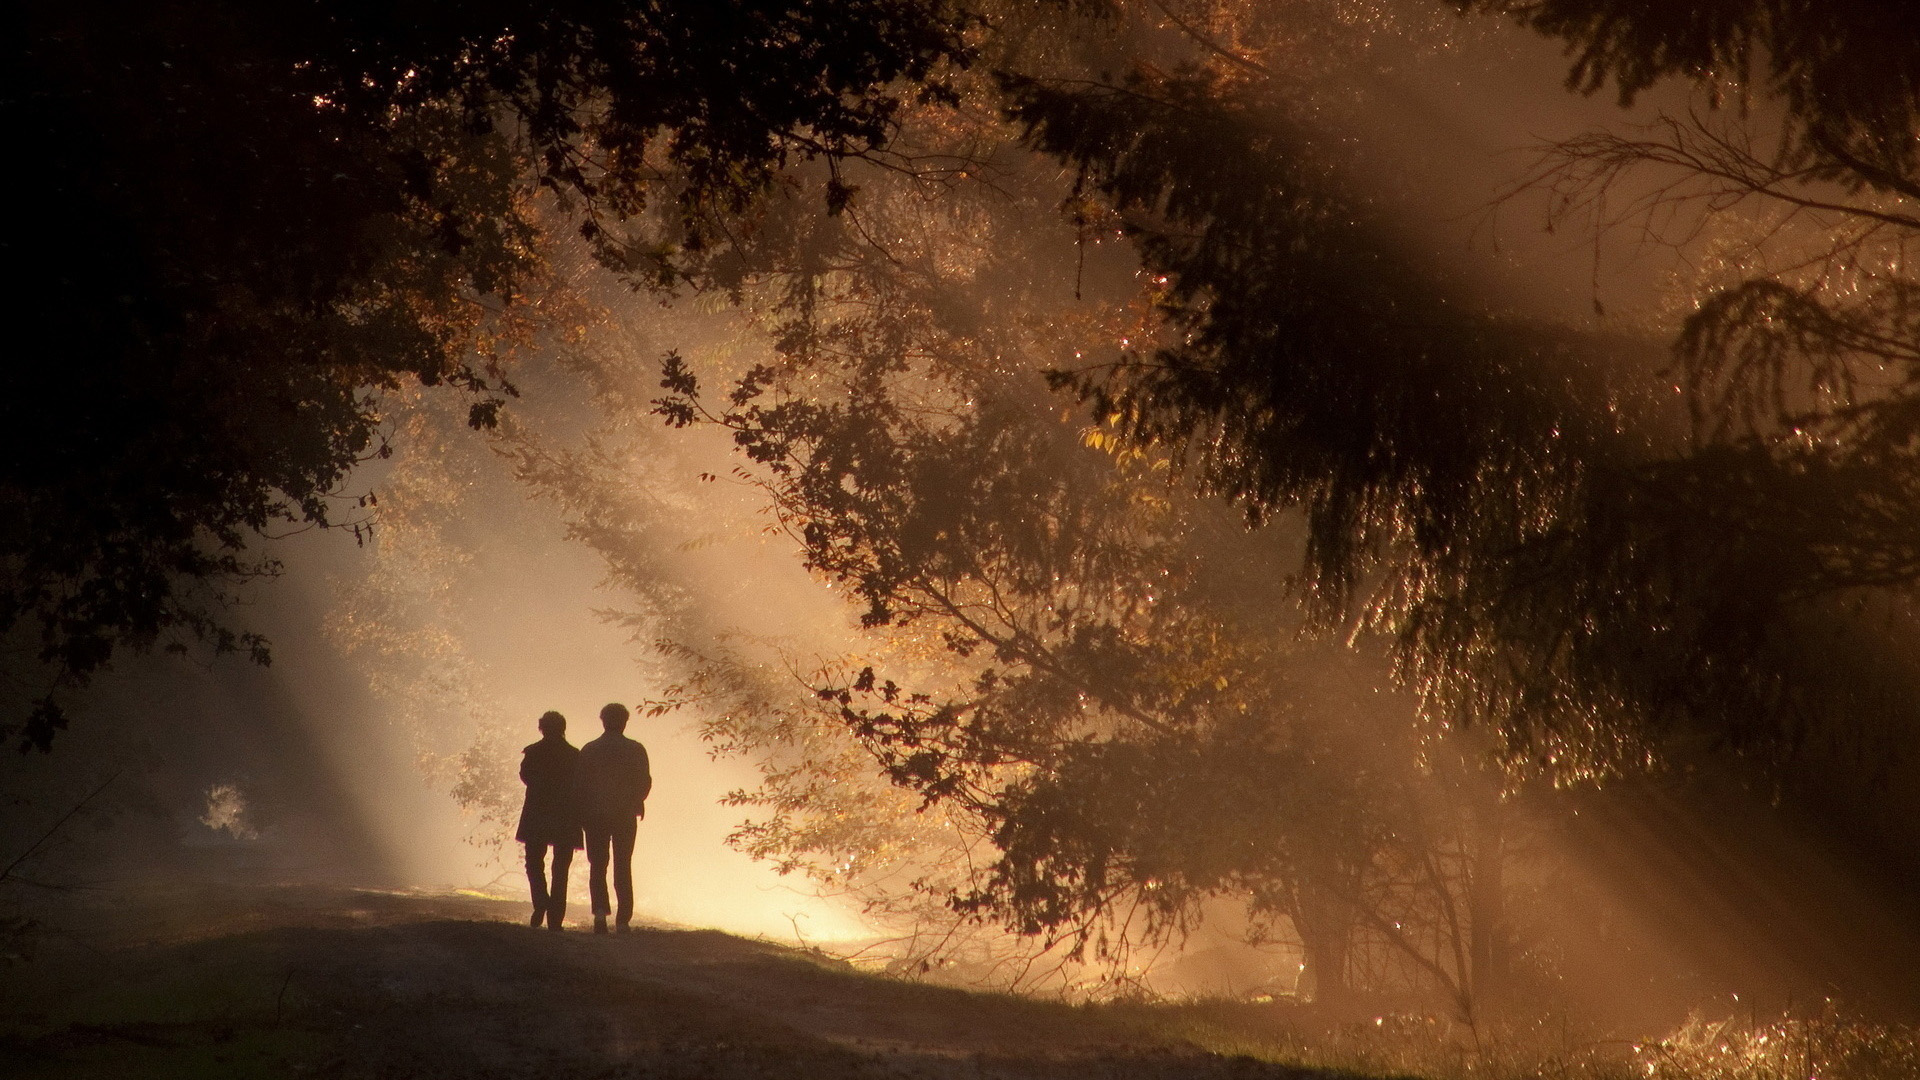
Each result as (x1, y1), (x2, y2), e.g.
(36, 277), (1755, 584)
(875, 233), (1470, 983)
(0, 884), (1352, 1079)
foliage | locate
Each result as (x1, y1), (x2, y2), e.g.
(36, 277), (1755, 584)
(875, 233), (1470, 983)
(988, 0), (1920, 782)
(1449, 4), (1920, 785)
(637, 2), (1920, 1015)
(3, 0), (974, 750)
(1000, 61), (1697, 775)
(1506, 106), (1920, 598)
(1459, 0), (1920, 188)
(640, 49), (1539, 1002)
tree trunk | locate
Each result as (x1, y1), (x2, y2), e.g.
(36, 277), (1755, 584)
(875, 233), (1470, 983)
(1294, 891), (1354, 1008)
(1468, 794), (1507, 1010)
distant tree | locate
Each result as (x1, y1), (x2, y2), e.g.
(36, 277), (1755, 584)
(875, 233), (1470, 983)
(2, 0), (972, 750)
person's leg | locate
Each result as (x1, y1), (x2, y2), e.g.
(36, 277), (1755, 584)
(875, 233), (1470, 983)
(612, 816), (638, 929)
(585, 825), (612, 931)
(547, 845), (573, 929)
(524, 843), (549, 927)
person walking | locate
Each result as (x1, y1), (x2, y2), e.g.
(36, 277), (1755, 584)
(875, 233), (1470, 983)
(578, 702), (651, 934)
(517, 710), (583, 930)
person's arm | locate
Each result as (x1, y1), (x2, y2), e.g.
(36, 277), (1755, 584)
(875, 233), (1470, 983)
(634, 744), (652, 818)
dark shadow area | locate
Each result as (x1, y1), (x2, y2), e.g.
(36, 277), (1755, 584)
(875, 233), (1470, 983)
(0, 650), (401, 901)
(0, 884), (1382, 1080)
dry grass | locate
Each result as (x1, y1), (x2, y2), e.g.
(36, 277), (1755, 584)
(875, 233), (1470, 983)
(1128, 1002), (1920, 1080)
(1638, 1012), (1920, 1080)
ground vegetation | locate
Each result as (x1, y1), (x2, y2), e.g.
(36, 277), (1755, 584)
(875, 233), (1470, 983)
(6, 884), (1918, 1080)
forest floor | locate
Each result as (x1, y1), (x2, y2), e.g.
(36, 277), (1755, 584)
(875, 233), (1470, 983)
(0, 882), (1397, 1080)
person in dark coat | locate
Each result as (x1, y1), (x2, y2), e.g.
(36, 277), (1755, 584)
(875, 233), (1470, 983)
(578, 702), (652, 934)
(517, 710), (583, 930)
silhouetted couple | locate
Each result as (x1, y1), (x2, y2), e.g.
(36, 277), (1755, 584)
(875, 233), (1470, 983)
(516, 702), (652, 933)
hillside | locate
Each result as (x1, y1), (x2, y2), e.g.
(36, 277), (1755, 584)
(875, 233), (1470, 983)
(0, 884), (1364, 1079)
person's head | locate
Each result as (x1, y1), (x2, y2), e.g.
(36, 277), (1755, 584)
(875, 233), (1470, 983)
(599, 702), (630, 733)
(537, 710), (566, 738)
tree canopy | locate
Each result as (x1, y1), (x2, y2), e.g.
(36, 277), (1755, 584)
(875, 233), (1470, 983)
(2, 0), (972, 749)
(999, 3), (1920, 777)
(21, 0), (1917, 775)
(1462, 0), (1920, 180)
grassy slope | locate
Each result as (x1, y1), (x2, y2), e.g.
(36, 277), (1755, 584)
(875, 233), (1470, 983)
(10, 885), (1912, 1080)
(0, 884), (1372, 1080)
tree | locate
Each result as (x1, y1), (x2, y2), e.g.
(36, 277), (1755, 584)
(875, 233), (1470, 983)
(3, 0), (973, 750)
(657, 268), (1546, 1010)
(1460, 0), (1920, 178)
(635, 90), (1532, 998)
(1464, 0), (1920, 606)
(990, 0), (1920, 781)
(744, 0), (1920, 1006)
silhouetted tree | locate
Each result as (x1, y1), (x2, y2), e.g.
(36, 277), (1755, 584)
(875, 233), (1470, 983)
(1465, 0), (1920, 605)
(1460, 0), (1920, 178)
(999, 14), (1920, 779)
(649, 150), (1522, 1004)
(3, 0), (972, 749)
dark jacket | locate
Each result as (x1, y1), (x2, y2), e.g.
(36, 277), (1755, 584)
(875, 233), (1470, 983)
(516, 736), (584, 849)
(578, 732), (651, 826)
